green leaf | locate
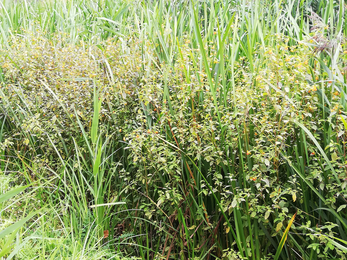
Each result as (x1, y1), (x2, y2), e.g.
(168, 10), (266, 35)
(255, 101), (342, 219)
(293, 120), (340, 184)
(0, 229), (17, 257)
(340, 116), (347, 130)
(89, 202), (126, 208)
(337, 205), (346, 213)
(0, 185), (29, 204)
(265, 159), (270, 166)
(191, 3), (220, 124)
(231, 199), (237, 208)
(0, 211), (37, 240)
(91, 83), (102, 146)
(264, 210), (270, 220)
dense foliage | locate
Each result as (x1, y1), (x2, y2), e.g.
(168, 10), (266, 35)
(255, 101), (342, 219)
(0, 0), (347, 259)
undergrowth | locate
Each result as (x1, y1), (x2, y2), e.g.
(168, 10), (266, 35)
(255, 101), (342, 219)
(0, 0), (347, 259)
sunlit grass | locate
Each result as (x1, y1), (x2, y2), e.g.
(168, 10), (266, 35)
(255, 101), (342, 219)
(0, 0), (346, 259)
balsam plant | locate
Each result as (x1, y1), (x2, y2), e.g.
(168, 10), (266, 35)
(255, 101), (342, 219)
(0, 0), (347, 259)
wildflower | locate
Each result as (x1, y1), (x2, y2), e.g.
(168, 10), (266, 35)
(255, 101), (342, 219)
(246, 151), (251, 155)
(311, 85), (317, 91)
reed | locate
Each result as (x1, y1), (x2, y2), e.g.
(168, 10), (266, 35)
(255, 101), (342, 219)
(0, 0), (346, 259)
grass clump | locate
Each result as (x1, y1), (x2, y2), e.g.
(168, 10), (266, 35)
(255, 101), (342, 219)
(0, 0), (347, 259)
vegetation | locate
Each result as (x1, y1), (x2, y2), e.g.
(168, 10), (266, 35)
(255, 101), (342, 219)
(0, 0), (347, 259)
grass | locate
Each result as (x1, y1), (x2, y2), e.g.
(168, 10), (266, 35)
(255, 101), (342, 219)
(0, 0), (347, 259)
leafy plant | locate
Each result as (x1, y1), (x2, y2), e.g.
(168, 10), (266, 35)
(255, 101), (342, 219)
(0, 0), (346, 259)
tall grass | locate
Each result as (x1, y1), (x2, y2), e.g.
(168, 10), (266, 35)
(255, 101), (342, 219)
(0, 0), (347, 259)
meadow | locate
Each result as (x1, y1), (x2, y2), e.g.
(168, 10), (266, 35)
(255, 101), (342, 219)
(0, 0), (347, 259)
